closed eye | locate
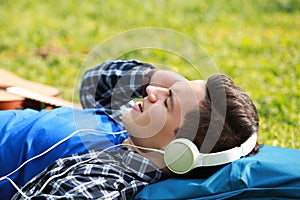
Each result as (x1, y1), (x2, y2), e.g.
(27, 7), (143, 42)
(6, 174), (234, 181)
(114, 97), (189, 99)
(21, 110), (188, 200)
(164, 98), (168, 109)
(164, 89), (173, 111)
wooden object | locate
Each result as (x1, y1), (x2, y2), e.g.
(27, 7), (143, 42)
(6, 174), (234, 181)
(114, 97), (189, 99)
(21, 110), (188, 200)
(0, 68), (81, 110)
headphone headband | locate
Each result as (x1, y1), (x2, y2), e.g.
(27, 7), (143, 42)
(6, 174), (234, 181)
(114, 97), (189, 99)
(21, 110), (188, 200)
(195, 133), (257, 166)
(164, 133), (257, 174)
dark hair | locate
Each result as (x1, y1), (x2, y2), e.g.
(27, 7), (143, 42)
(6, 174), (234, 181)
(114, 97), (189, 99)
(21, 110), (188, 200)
(175, 74), (260, 178)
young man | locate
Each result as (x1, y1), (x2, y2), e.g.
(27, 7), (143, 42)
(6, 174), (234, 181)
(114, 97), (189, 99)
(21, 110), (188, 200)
(80, 59), (259, 173)
(6, 60), (259, 199)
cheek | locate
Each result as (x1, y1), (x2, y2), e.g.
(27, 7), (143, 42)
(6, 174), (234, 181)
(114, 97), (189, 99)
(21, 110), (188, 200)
(123, 104), (168, 139)
(175, 96), (197, 125)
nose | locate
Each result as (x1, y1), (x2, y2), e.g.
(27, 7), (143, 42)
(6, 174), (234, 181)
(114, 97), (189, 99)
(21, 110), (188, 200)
(146, 86), (169, 103)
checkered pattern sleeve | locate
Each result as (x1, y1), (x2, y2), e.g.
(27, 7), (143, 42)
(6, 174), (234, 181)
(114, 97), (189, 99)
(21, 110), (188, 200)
(79, 60), (156, 123)
(12, 148), (167, 200)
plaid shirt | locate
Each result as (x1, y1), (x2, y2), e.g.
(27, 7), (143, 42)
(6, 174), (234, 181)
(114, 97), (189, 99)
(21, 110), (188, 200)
(12, 148), (168, 200)
(13, 60), (168, 199)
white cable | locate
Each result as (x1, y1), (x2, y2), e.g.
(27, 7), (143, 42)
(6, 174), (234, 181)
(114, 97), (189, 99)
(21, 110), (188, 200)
(6, 177), (30, 199)
(37, 144), (124, 193)
(0, 128), (127, 198)
(123, 143), (164, 154)
(0, 129), (126, 182)
(37, 143), (162, 195)
(0, 127), (163, 198)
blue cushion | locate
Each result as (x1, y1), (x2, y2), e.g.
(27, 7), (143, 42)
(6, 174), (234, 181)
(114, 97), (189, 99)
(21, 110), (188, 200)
(135, 145), (300, 199)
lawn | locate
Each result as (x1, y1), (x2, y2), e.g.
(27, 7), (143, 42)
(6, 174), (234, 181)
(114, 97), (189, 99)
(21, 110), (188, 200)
(0, 0), (299, 149)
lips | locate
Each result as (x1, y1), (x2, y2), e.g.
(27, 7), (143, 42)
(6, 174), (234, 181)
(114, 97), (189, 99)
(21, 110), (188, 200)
(133, 102), (143, 112)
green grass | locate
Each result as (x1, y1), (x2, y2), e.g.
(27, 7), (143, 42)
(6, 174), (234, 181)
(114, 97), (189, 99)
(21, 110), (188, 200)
(0, 0), (299, 149)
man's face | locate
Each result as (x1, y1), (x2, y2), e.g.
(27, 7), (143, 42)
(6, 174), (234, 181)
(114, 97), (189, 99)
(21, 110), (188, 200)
(122, 79), (207, 150)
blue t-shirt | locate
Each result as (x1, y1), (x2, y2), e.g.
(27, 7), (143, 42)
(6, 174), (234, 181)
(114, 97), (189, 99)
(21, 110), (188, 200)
(0, 107), (128, 199)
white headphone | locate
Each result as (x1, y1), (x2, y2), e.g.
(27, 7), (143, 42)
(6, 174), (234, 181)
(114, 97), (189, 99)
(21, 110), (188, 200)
(162, 133), (257, 174)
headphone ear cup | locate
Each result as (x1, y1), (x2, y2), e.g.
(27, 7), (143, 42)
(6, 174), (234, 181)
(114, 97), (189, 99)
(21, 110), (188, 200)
(164, 138), (199, 174)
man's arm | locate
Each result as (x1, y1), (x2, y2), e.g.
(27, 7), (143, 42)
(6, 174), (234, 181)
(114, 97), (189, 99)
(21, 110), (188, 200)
(79, 60), (187, 124)
(80, 60), (156, 110)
